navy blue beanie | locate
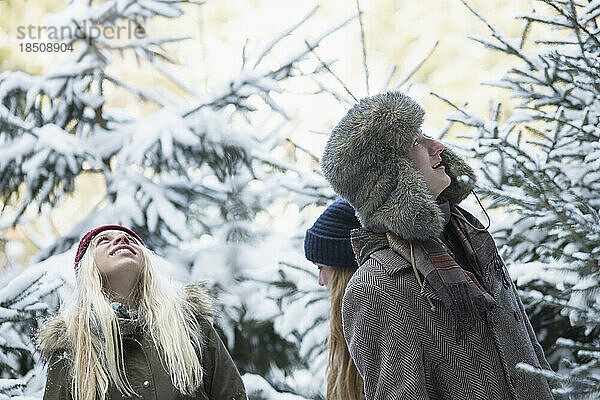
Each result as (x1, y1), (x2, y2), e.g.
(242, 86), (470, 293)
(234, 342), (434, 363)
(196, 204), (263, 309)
(304, 199), (361, 268)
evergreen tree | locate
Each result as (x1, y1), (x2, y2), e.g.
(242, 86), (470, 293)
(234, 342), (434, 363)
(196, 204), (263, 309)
(436, 0), (600, 397)
(0, 268), (61, 399)
(0, 1), (354, 398)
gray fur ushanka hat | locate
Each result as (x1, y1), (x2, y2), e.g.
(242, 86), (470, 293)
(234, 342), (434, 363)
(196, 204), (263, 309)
(320, 91), (475, 241)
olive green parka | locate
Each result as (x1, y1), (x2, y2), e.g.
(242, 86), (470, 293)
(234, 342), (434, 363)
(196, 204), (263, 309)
(39, 286), (246, 400)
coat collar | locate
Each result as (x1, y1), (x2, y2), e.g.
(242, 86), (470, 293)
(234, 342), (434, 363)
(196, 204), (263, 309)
(351, 200), (451, 270)
(351, 229), (443, 303)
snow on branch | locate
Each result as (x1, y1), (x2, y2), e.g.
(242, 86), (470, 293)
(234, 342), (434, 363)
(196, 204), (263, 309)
(394, 41), (438, 90)
(460, 0), (537, 68)
(0, 268), (61, 398)
(252, 5), (319, 69)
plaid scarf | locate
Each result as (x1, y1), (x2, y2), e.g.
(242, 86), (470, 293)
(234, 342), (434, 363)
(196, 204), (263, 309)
(385, 206), (498, 335)
(110, 302), (141, 336)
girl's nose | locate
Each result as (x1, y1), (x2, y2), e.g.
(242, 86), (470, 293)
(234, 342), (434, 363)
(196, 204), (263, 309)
(113, 233), (130, 244)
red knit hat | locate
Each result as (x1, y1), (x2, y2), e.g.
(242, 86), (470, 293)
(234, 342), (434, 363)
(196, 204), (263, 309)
(74, 225), (144, 270)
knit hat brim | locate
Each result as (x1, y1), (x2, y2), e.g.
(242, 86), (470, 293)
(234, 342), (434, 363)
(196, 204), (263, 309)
(304, 230), (358, 268)
(74, 225), (144, 270)
(303, 199), (361, 268)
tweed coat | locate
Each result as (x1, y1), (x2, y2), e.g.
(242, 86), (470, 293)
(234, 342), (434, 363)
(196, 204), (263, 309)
(342, 208), (555, 400)
(40, 286), (247, 400)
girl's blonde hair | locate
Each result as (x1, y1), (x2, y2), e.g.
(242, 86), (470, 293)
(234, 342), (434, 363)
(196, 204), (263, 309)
(64, 243), (204, 400)
(326, 266), (363, 400)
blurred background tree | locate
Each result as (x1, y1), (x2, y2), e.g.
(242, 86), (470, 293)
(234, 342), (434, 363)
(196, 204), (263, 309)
(0, 0), (351, 397)
(0, 268), (61, 399)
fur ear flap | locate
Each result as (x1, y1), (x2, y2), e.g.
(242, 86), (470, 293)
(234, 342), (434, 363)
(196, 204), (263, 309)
(438, 148), (476, 204)
(361, 158), (445, 240)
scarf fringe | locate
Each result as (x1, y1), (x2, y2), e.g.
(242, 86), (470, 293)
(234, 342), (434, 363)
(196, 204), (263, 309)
(446, 282), (496, 340)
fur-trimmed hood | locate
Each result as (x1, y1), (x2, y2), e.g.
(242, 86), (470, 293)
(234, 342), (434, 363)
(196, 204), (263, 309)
(321, 91), (475, 240)
(38, 284), (215, 359)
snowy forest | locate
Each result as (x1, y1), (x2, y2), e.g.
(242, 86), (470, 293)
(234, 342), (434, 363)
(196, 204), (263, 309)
(0, 0), (599, 399)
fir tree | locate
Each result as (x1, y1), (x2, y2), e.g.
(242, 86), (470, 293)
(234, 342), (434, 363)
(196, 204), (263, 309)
(0, 268), (61, 399)
(436, 0), (600, 398)
(0, 1), (354, 398)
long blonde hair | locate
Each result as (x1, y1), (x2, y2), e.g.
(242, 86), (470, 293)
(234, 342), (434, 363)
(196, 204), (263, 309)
(58, 244), (205, 400)
(326, 266), (363, 400)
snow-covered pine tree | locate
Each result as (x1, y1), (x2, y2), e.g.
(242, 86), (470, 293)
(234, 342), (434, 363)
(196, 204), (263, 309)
(0, 268), (61, 399)
(0, 1), (354, 398)
(436, 0), (600, 397)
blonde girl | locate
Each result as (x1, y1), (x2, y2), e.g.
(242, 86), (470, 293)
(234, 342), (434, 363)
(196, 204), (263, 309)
(39, 225), (246, 400)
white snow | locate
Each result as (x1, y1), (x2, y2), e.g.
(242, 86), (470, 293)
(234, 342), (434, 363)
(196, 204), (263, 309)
(243, 374), (310, 400)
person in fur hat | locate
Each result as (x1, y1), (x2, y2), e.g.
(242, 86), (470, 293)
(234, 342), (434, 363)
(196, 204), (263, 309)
(321, 91), (555, 400)
(39, 225), (246, 400)
(304, 198), (363, 400)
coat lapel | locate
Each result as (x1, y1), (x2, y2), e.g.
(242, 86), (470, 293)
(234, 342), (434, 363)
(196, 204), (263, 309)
(386, 236), (442, 303)
(365, 235), (442, 303)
